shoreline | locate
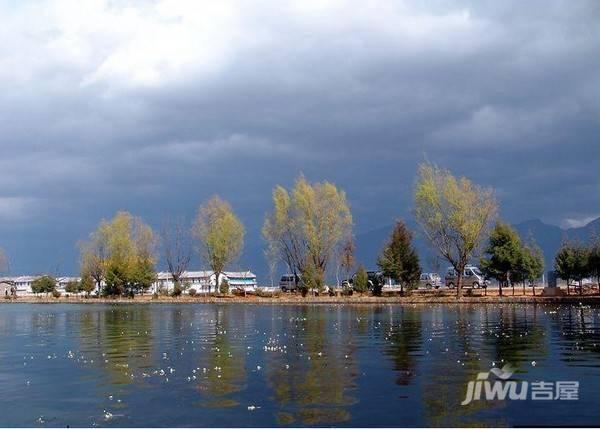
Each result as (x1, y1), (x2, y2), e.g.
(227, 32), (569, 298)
(3, 293), (600, 305)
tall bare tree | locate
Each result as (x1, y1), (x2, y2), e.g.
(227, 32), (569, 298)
(339, 238), (355, 285)
(79, 226), (109, 293)
(263, 185), (305, 286)
(193, 196), (245, 294)
(414, 163), (497, 297)
(161, 217), (192, 287)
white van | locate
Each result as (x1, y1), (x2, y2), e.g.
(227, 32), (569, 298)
(445, 266), (488, 289)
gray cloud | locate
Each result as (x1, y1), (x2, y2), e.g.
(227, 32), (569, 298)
(0, 0), (598, 276)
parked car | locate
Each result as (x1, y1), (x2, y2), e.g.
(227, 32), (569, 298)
(569, 278), (594, 290)
(419, 273), (442, 289)
(343, 270), (385, 290)
(445, 266), (488, 289)
(279, 274), (300, 292)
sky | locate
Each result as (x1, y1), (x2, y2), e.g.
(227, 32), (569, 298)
(0, 0), (599, 276)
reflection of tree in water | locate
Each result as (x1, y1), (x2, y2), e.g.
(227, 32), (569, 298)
(548, 304), (600, 363)
(419, 305), (550, 427)
(78, 306), (154, 386)
(265, 306), (359, 426)
(196, 306), (247, 409)
(482, 305), (547, 373)
(379, 305), (423, 386)
(421, 305), (505, 428)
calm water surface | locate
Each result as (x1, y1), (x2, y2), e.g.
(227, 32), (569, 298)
(0, 303), (599, 427)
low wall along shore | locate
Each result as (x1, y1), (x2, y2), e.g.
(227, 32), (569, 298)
(3, 289), (600, 305)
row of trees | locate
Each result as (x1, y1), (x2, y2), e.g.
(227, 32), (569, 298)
(78, 197), (245, 297)
(29, 275), (95, 297)
(555, 239), (600, 294)
(480, 222), (545, 295)
(80, 174), (422, 298)
(3, 164), (566, 299)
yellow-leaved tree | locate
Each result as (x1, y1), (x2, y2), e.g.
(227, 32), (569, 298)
(80, 211), (157, 296)
(414, 163), (497, 297)
(263, 176), (352, 294)
(192, 196), (245, 294)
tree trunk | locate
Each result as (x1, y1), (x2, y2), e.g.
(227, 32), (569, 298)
(579, 279), (583, 296)
(456, 271), (462, 298)
(522, 281), (526, 296)
(567, 281), (570, 295)
(532, 284), (536, 296)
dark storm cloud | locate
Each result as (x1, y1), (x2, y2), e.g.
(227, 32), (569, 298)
(0, 0), (599, 275)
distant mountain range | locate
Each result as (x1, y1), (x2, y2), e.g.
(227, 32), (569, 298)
(240, 217), (600, 283)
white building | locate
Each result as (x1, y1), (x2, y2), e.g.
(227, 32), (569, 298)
(152, 270), (257, 294)
(1, 270), (257, 296)
(0, 275), (82, 296)
(9, 276), (37, 295)
(56, 277), (82, 292)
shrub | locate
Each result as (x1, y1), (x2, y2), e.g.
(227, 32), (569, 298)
(232, 288), (246, 297)
(219, 279), (230, 295)
(353, 266), (369, 293)
(341, 286), (353, 296)
(52, 290), (61, 299)
(301, 262), (325, 294)
(255, 288), (281, 298)
(32, 275), (57, 295)
(79, 274), (95, 297)
(65, 281), (80, 295)
(188, 288), (197, 297)
(171, 283), (183, 297)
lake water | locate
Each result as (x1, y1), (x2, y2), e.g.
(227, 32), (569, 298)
(0, 303), (599, 427)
